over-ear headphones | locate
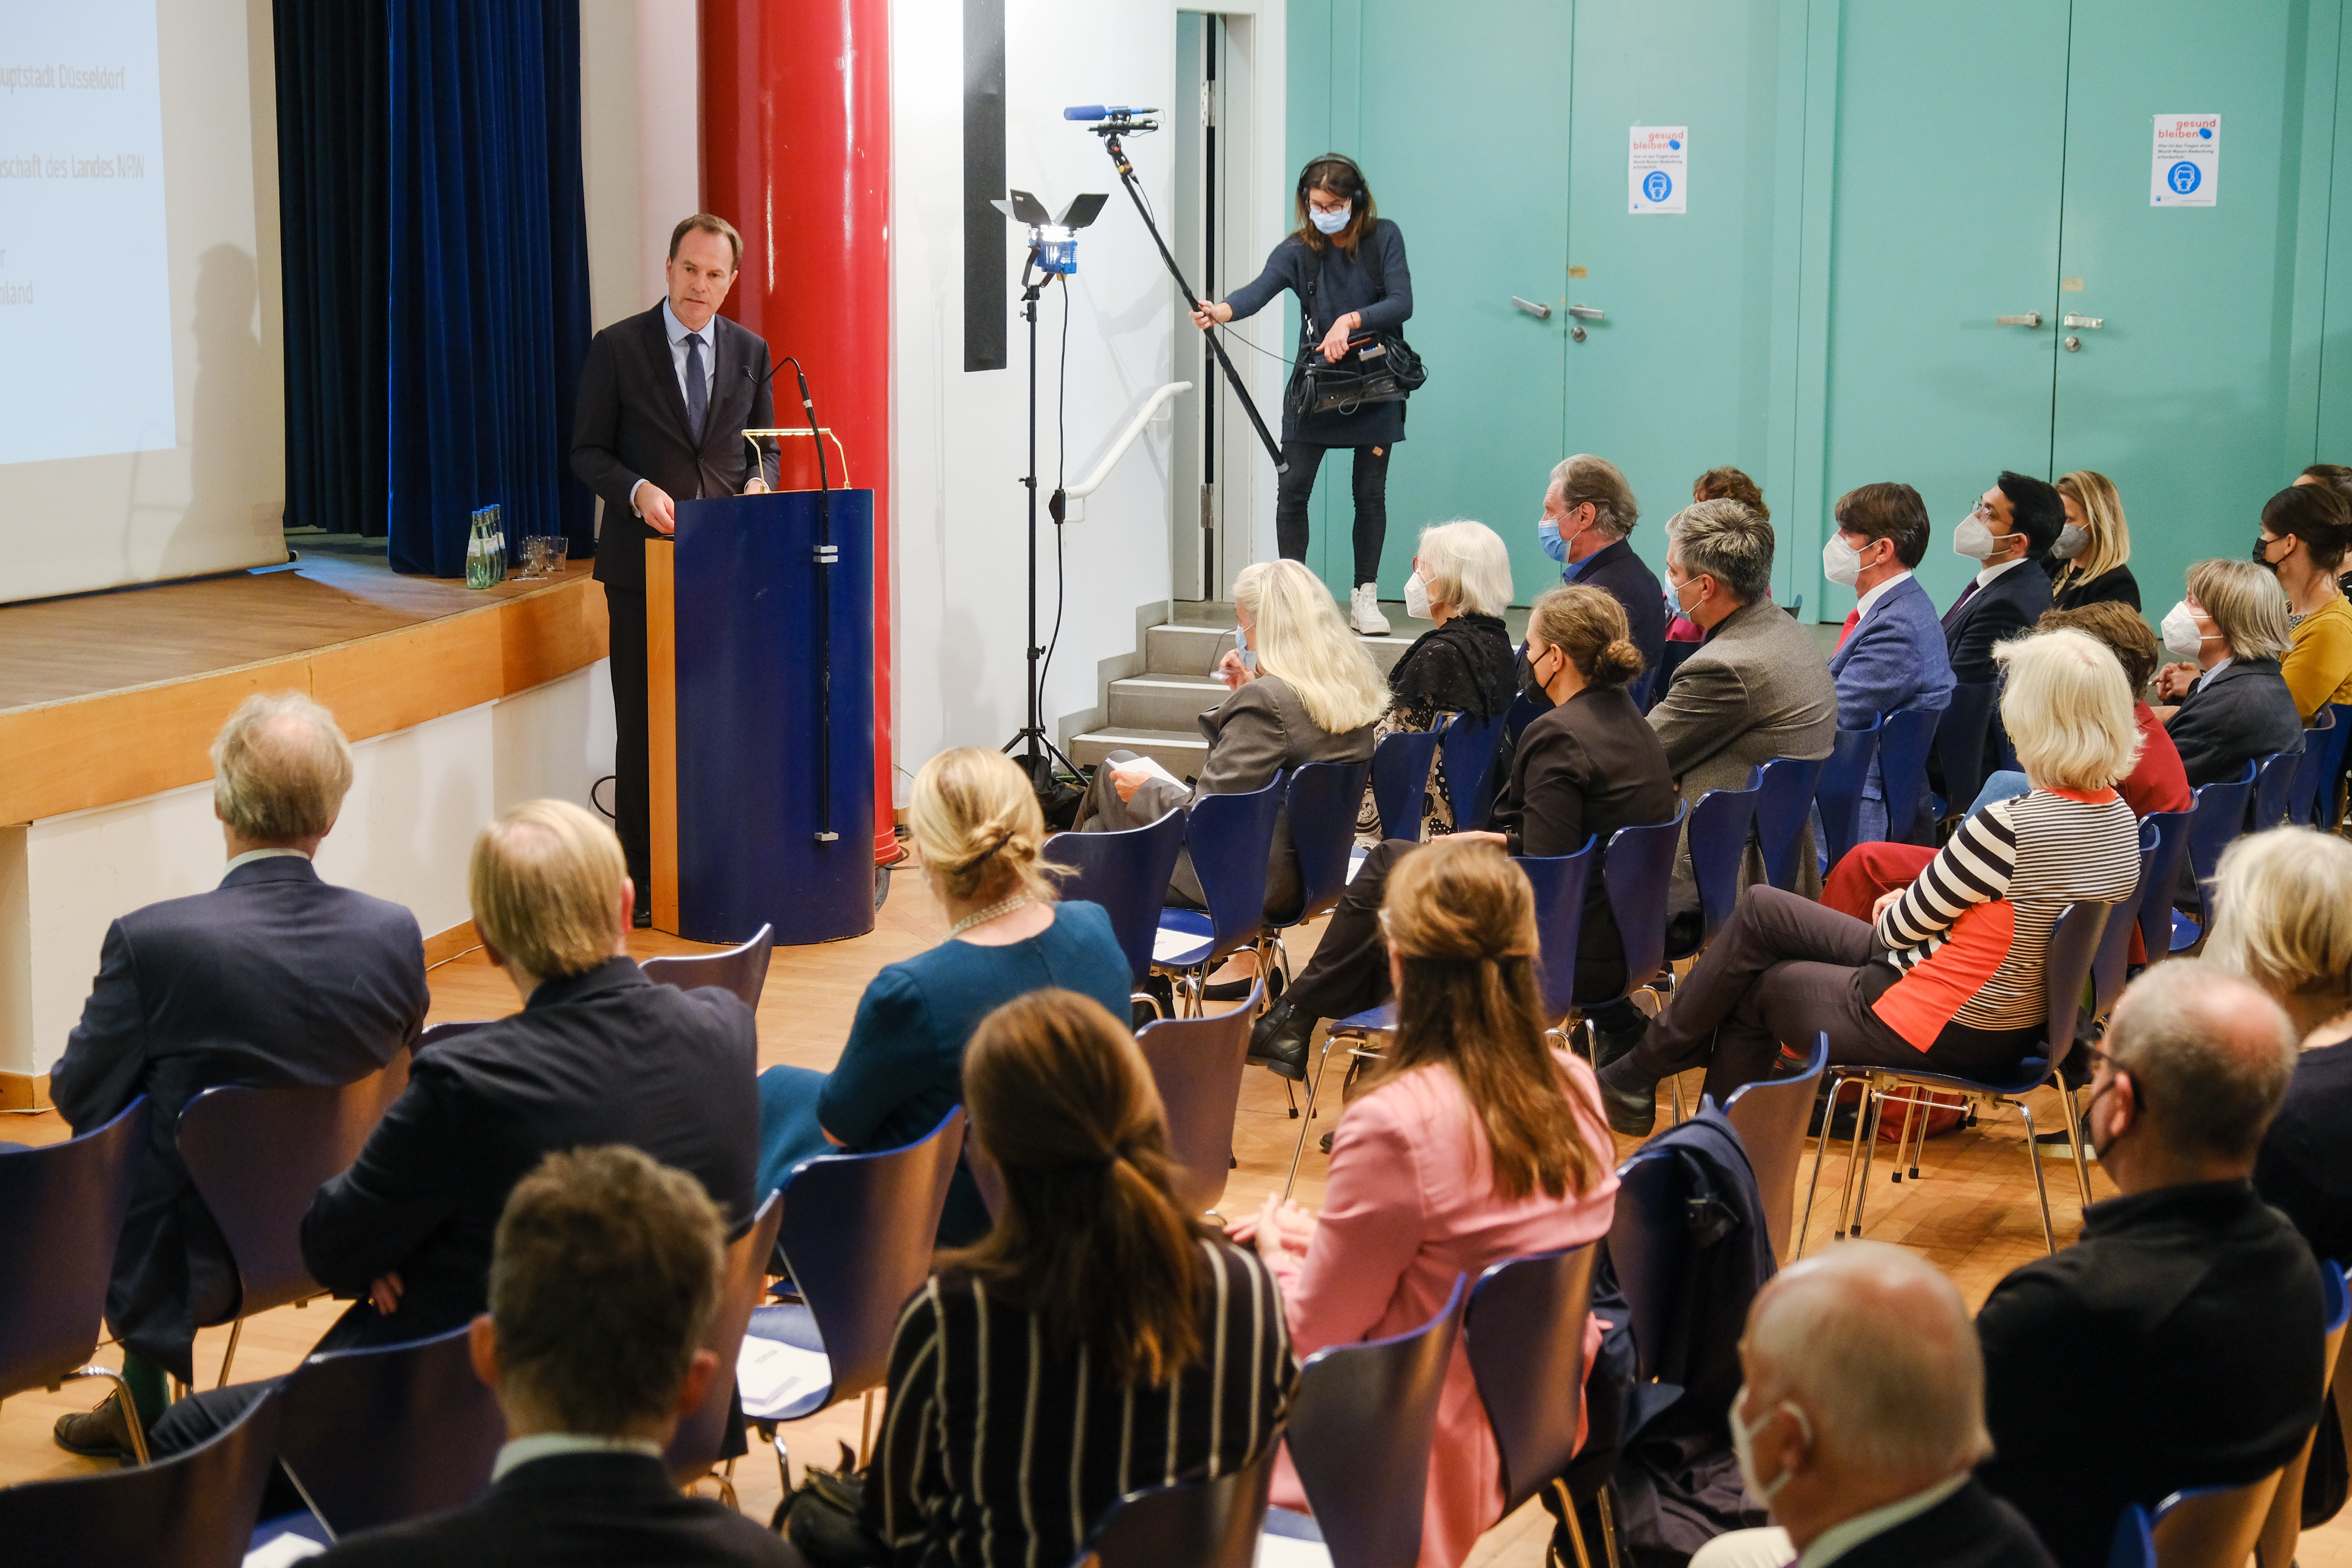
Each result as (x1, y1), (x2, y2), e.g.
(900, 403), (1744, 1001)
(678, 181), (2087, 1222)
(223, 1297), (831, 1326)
(1296, 152), (1367, 206)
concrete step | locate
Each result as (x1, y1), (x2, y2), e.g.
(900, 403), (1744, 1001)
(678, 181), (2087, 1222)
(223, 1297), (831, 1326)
(1108, 674), (1223, 732)
(1068, 728), (1209, 777)
(1142, 617), (1420, 678)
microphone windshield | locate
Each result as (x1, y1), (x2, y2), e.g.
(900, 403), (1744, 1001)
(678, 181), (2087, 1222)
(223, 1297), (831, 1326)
(1063, 105), (1110, 121)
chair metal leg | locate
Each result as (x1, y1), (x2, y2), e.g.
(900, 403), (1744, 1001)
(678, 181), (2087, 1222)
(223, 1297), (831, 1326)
(1848, 1088), (1887, 1237)
(216, 1317), (245, 1388)
(2055, 1081), (2093, 1207)
(1552, 1479), (1595, 1568)
(1796, 1074), (1844, 1259)
(1282, 1031), (1342, 1201)
(1888, 1096), (1919, 1183)
(1828, 1075), (1867, 1243)
(1597, 1487), (1624, 1568)
(2017, 1099), (2058, 1254)
(1905, 1091), (1932, 1180)
(773, 1428), (794, 1495)
(62, 1365), (150, 1465)
(858, 1388), (877, 1469)
(1669, 1074), (1686, 1125)
(1131, 989), (1165, 1023)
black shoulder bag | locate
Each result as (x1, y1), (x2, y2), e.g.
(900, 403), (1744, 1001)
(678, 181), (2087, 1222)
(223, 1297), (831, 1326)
(1288, 228), (1427, 420)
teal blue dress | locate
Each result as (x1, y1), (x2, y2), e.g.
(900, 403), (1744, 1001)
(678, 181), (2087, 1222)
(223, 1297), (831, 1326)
(755, 899), (1130, 1243)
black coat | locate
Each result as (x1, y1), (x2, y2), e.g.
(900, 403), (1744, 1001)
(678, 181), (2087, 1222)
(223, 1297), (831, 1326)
(1942, 560), (2054, 686)
(2255, 1039), (2352, 1264)
(2165, 656), (2307, 788)
(1386, 613), (1516, 730)
(298, 958), (760, 1354)
(2048, 560), (2141, 612)
(1568, 538), (1668, 683)
(1831, 1478), (2056, 1568)
(1975, 1181), (2325, 1568)
(47, 856), (425, 1383)
(312, 1451), (796, 1567)
(571, 303), (776, 593)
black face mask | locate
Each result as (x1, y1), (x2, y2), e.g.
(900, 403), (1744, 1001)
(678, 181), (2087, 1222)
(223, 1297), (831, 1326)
(2256, 534), (2286, 571)
(1516, 645), (1554, 706)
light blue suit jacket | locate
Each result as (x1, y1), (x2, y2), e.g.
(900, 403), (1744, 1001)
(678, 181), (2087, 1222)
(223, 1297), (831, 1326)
(1829, 574), (1956, 809)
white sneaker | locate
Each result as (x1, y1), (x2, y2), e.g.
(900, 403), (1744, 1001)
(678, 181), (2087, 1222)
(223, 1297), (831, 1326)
(1350, 583), (1391, 636)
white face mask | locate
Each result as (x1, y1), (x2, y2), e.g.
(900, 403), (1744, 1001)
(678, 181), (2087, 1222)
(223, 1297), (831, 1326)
(1233, 624), (1257, 672)
(1538, 517), (1568, 564)
(1404, 572), (1433, 620)
(1309, 203), (1351, 236)
(1730, 1384), (1809, 1508)
(1822, 535), (1862, 589)
(1952, 512), (2002, 561)
(2161, 601), (2208, 660)
(2050, 524), (2090, 560)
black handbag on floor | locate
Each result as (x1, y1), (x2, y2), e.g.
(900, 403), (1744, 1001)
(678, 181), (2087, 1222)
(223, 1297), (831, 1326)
(771, 1443), (888, 1568)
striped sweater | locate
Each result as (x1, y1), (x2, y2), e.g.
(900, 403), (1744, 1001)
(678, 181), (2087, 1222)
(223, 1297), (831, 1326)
(869, 1240), (1295, 1568)
(1871, 786), (2141, 1048)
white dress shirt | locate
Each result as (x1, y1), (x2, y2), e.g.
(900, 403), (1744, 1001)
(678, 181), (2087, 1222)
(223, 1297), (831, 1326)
(1973, 554), (2030, 591)
(630, 300), (722, 517)
(225, 847), (311, 874)
(1801, 1474), (1968, 1568)
(490, 1432), (666, 1483)
(1852, 569), (1914, 628)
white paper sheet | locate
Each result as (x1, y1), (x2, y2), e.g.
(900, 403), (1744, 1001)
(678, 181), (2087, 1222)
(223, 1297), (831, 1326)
(738, 1333), (836, 1421)
(1256, 1532), (1335, 1568)
(1153, 926), (1207, 963)
(243, 1535), (327, 1567)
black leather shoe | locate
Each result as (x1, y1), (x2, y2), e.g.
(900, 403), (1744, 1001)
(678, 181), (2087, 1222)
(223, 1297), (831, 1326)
(1588, 1015), (1648, 1073)
(1594, 1054), (1660, 1138)
(1246, 1001), (1314, 1081)
(53, 1392), (135, 1461)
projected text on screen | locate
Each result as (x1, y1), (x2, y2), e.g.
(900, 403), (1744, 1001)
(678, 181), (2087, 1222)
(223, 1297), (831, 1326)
(0, 2), (175, 465)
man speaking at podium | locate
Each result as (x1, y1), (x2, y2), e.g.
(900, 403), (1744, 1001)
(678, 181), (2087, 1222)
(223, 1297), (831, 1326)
(573, 214), (777, 923)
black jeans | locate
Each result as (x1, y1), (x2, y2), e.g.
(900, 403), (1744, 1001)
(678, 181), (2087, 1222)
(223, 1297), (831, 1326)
(1275, 440), (1390, 587)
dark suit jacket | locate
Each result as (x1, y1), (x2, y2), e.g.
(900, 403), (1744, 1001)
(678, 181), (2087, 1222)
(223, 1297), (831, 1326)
(298, 957), (759, 1354)
(47, 856), (425, 1382)
(1975, 1180), (2324, 1568)
(2049, 561), (2141, 612)
(2165, 656), (2307, 788)
(312, 1450), (797, 1567)
(1942, 559), (2053, 686)
(1829, 1478), (2055, 1568)
(571, 303), (776, 593)
(1568, 537), (1667, 680)
(1488, 685), (1677, 1001)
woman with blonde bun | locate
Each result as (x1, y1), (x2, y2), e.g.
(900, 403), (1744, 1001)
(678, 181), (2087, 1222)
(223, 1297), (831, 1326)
(754, 747), (1129, 1243)
(2208, 828), (2352, 1260)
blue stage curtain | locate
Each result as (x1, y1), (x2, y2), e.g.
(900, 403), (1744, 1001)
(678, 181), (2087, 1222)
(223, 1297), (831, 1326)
(274, 2), (389, 537)
(387, 0), (594, 577)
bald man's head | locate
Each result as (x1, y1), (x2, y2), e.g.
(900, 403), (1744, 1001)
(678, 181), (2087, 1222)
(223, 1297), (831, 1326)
(1743, 1242), (1990, 1484)
(2105, 959), (2297, 1164)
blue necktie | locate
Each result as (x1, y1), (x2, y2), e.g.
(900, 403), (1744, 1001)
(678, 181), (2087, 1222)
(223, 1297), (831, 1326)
(683, 332), (708, 440)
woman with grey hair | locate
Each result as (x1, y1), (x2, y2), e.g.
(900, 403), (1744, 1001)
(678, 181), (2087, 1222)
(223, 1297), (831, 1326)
(2151, 556), (2304, 787)
(1356, 519), (1519, 840)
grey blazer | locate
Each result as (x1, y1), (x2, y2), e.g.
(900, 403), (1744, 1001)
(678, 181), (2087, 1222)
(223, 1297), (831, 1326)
(1649, 597), (1839, 897)
(1135, 674), (1378, 917)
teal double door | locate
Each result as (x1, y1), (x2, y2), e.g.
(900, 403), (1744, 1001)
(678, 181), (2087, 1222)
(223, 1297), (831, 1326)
(1288, 0), (2352, 617)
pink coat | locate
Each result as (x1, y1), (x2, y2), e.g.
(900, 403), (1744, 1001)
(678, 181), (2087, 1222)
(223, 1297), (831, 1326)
(1265, 1051), (1620, 1568)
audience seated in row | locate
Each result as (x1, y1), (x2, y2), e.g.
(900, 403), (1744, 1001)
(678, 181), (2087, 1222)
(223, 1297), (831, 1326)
(755, 747), (1128, 1244)
(2152, 556), (2305, 786)
(1822, 481), (1955, 842)
(315, 1146), (791, 1566)
(1689, 1243), (2052, 1568)
(122, 798), (760, 1477)
(1594, 629), (2144, 1133)
(2047, 470), (2139, 613)
(2209, 828), (2352, 1263)
(1251, 584), (1675, 1075)
(868, 989), (1294, 1568)
(1539, 453), (1667, 673)
(2259, 481), (2352, 720)
(1361, 519), (1518, 839)
(1942, 472), (2061, 690)
(1665, 467), (1774, 643)
(1233, 838), (1621, 1568)
(49, 692), (428, 1455)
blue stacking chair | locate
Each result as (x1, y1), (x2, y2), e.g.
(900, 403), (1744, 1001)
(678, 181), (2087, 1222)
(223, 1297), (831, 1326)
(1726, 1033), (1828, 1263)
(1046, 806), (1187, 1018)
(2291, 709), (2338, 829)
(1929, 681), (2000, 827)
(1369, 728), (1444, 843)
(746, 1110), (961, 1474)
(2150, 1478), (2283, 1568)
(1593, 807), (1686, 1013)
(1268, 1274), (1465, 1568)
(1665, 769), (1762, 968)
(1813, 716), (1884, 875)
(2315, 702), (2352, 828)
(1876, 706), (1940, 845)
(2135, 808), (2194, 974)
(669, 1189), (784, 1500)
(0, 1098), (153, 1463)
(1643, 640), (1700, 714)
(1265, 760), (1375, 985)
(1604, 1144), (1695, 1387)
(2256, 1261), (2352, 1568)
(1438, 708), (1510, 831)
(1464, 1246), (1607, 1567)
(1754, 755), (1828, 891)
(1811, 900), (2114, 1254)
(178, 1056), (411, 1386)
(276, 1323), (505, 1539)
(2090, 819), (2161, 1027)
(640, 922), (775, 1008)
(1087, 1445), (1277, 1568)
(2251, 748), (2301, 833)
(1151, 774), (1285, 1015)
(2170, 761), (2258, 954)
(1137, 982), (1259, 1218)
(2108, 1504), (2154, 1568)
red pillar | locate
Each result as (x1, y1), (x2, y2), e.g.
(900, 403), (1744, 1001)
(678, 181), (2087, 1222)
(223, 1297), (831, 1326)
(702, 0), (896, 867)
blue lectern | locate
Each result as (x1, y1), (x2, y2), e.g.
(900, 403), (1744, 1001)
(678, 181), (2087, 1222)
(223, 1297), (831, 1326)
(645, 490), (876, 945)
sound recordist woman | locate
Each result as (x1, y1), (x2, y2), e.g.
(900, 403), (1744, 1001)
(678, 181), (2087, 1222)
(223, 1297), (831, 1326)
(1193, 154), (1415, 637)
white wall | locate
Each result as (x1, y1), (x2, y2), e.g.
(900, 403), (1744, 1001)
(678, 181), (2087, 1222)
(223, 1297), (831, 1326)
(1, 666), (615, 1081)
(579, 0), (701, 332)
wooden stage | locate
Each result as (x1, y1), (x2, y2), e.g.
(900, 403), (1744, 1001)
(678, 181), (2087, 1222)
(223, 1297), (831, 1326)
(0, 538), (608, 830)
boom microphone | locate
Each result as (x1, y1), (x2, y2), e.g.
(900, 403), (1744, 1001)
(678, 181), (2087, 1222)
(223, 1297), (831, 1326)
(1062, 105), (1155, 121)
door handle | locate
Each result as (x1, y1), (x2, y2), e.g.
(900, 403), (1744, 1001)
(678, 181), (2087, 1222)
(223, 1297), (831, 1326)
(1995, 312), (2043, 328)
(1566, 303), (1606, 320)
(1511, 296), (1553, 320)
(2063, 312), (2103, 329)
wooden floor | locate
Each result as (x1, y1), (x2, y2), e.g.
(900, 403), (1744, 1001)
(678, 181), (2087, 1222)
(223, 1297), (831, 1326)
(6, 871), (2349, 1564)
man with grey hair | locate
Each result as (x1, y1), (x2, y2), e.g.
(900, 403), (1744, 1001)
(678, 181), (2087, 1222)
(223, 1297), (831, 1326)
(1690, 1242), (2052, 1568)
(1537, 453), (1665, 675)
(1974, 960), (2324, 1568)
(48, 690), (427, 1462)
